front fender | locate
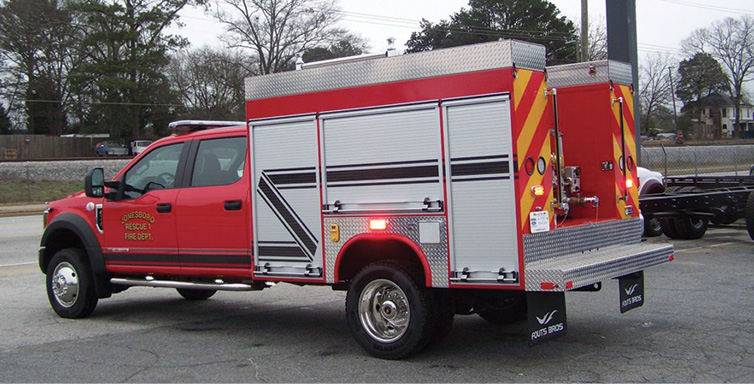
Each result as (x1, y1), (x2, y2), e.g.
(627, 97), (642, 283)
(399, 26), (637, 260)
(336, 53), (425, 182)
(40, 213), (111, 298)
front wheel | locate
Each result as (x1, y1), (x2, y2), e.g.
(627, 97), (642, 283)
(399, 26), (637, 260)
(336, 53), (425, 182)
(46, 248), (98, 318)
(345, 262), (434, 359)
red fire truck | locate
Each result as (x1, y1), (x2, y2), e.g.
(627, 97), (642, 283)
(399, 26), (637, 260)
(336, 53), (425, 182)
(40, 40), (673, 359)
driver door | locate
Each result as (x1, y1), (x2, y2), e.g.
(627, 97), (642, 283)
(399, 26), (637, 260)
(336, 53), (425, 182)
(102, 142), (188, 276)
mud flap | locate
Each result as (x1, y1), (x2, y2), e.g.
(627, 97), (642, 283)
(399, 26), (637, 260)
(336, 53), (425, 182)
(618, 271), (644, 313)
(526, 292), (567, 346)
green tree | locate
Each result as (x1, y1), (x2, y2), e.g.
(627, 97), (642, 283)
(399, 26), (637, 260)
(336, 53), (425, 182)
(675, 52), (729, 138)
(70, 0), (198, 139)
(405, 0), (578, 65)
(683, 16), (754, 138)
(0, 0), (74, 135)
(302, 38), (367, 64)
(675, 52), (728, 106)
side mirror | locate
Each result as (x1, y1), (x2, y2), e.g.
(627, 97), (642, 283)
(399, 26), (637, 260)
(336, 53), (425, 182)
(85, 168), (105, 198)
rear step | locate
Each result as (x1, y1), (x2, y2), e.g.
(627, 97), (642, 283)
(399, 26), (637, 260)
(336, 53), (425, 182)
(524, 242), (674, 291)
(111, 277), (263, 291)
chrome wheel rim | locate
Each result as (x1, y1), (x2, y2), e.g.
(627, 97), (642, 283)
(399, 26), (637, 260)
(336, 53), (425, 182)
(358, 279), (410, 343)
(51, 262), (79, 308)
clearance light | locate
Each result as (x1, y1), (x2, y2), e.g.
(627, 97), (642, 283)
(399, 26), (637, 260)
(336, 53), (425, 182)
(531, 185), (545, 196)
(369, 219), (387, 231)
(626, 179), (634, 189)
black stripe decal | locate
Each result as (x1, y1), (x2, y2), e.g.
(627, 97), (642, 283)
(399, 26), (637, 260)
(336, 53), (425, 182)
(104, 253), (179, 263)
(451, 176), (511, 183)
(258, 245), (308, 258)
(257, 173), (318, 259)
(451, 161), (510, 177)
(327, 179), (440, 188)
(278, 185), (318, 190)
(327, 159), (436, 169)
(182, 254), (252, 265)
(256, 257), (313, 263)
(267, 172), (316, 185)
(450, 154), (509, 162)
(327, 165), (438, 183)
(262, 166), (316, 173)
(104, 253), (251, 266)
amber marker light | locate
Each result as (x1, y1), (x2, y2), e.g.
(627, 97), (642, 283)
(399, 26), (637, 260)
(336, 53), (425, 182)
(369, 219), (387, 231)
(531, 185), (545, 196)
(625, 178), (634, 189)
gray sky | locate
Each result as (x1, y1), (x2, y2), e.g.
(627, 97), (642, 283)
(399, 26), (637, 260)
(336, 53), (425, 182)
(170, 0), (754, 61)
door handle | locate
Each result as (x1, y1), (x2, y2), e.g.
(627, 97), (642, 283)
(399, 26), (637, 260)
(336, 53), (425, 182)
(156, 203), (172, 213)
(224, 200), (242, 211)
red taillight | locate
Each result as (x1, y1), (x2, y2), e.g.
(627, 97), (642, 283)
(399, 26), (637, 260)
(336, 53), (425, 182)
(540, 282), (558, 290)
(369, 219), (387, 231)
(669, 254), (675, 261)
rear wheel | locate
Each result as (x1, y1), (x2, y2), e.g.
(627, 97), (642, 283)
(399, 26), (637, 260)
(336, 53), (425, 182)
(46, 248), (98, 319)
(643, 216), (663, 237)
(345, 261), (435, 359)
(177, 288), (217, 300)
(660, 218), (682, 239)
(673, 215), (708, 240)
(474, 292), (527, 324)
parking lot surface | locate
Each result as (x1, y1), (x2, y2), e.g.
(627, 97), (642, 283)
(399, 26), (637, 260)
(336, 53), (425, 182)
(1, 215), (753, 382)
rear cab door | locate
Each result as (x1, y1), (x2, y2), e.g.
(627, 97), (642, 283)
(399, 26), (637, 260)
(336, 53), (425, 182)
(175, 133), (252, 277)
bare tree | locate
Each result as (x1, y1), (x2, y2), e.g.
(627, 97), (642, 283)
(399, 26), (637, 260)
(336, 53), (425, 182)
(575, 17), (607, 61)
(168, 47), (250, 120)
(639, 53), (674, 134)
(683, 16), (754, 138)
(213, 0), (351, 74)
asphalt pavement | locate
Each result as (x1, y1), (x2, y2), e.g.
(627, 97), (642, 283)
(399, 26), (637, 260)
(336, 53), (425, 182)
(1, 216), (753, 382)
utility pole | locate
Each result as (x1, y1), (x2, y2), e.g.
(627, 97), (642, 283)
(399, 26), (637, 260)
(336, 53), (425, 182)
(667, 66), (680, 133)
(581, 0), (589, 61)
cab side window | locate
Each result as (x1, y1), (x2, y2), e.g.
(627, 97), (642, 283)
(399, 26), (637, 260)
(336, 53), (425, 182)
(191, 137), (247, 187)
(124, 142), (185, 198)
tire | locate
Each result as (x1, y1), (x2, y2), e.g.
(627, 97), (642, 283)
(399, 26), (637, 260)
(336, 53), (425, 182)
(745, 192), (754, 241)
(474, 292), (527, 324)
(177, 288), (217, 300)
(643, 217), (663, 237)
(673, 215), (708, 240)
(46, 248), (98, 319)
(345, 261), (435, 360)
(660, 218), (682, 239)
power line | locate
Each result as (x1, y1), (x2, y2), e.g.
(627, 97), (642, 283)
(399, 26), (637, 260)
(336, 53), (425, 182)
(656, 0), (754, 15)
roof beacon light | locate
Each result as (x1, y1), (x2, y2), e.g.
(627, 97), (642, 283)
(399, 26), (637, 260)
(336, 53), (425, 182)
(369, 219), (388, 231)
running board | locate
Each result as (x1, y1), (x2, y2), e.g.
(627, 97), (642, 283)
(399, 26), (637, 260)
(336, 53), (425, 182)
(110, 277), (258, 291)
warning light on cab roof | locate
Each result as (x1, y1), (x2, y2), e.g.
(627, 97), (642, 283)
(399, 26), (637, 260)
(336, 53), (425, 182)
(167, 120), (246, 133)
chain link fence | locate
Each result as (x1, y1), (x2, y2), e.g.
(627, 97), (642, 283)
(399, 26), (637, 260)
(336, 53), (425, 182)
(640, 144), (754, 177)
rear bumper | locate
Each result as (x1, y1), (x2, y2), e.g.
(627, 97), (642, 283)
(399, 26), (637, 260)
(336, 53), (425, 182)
(524, 242), (673, 291)
(522, 218), (673, 292)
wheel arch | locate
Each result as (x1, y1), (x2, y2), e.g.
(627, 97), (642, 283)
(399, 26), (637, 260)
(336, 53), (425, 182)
(40, 213), (111, 298)
(334, 233), (433, 287)
(640, 180), (665, 196)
